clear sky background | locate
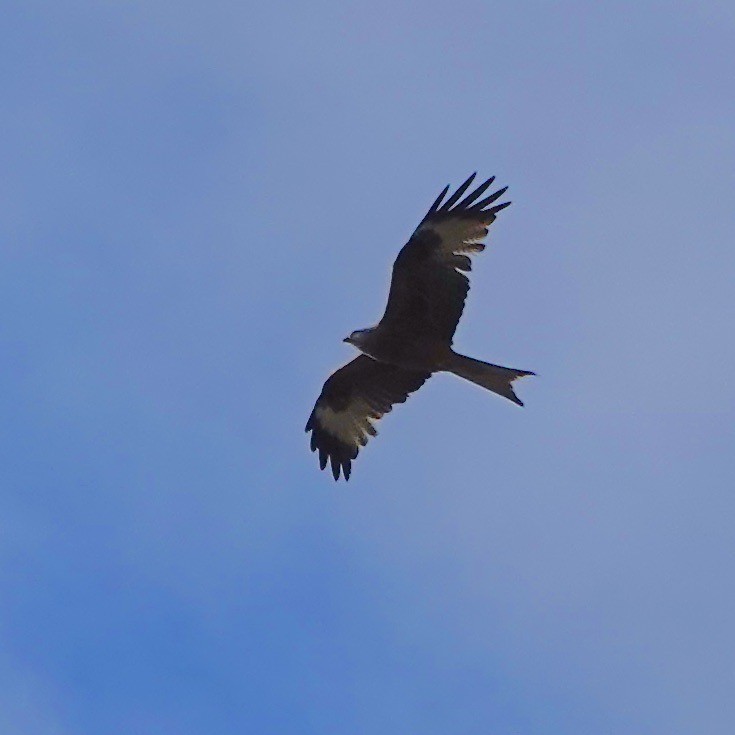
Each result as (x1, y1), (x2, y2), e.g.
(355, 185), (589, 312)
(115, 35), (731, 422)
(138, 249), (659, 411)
(2, 2), (734, 733)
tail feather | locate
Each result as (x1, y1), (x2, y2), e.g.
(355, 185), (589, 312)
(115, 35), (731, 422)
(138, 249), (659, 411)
(446, 352), (534, 406)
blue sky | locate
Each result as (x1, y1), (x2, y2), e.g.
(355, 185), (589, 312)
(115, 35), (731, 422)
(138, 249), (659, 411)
(2, 1), (734, 733)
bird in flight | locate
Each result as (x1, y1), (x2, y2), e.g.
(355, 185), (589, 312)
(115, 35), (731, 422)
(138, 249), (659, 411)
(305, 173), (534, 480)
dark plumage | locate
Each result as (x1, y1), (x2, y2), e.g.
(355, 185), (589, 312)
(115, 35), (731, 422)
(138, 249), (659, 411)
(306, 173), (533, 480)
(305, 356), (430, 480)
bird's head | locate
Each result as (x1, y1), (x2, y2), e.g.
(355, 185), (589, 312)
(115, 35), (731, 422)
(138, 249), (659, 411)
(343, 328), (373, 347)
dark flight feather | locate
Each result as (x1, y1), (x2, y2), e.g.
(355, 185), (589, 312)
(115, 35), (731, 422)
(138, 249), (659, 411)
(469, 185), (508, 211)
(425, 184), (450, 218)
(439, 172), (476, 211)
(457, 175), (495, 208)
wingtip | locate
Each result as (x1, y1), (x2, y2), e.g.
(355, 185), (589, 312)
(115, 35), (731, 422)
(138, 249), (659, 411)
(439, 173), (478, 212)
(490, 200), (512, 214)
(471, 186), (510, 212)
(331, 463), (351, 481)
(426, 183), (451, 217)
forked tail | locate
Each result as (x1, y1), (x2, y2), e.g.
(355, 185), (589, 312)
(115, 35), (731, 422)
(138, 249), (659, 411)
(446, 352), (534, 406)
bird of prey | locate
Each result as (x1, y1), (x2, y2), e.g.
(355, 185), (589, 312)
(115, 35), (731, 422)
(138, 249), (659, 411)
(305, 173), (534, 480)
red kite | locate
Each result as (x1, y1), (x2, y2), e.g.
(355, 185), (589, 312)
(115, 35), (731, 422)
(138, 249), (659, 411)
(306, 174), (534, 480)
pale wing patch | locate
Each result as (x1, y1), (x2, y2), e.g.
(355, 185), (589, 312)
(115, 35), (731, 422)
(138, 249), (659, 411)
(315, 400), (380, 449)
(418, 219), (489, 255)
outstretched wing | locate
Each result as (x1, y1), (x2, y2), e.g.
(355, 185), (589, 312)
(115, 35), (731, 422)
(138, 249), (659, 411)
(379, 173), (511, 343)
(305, 355), (431, 480)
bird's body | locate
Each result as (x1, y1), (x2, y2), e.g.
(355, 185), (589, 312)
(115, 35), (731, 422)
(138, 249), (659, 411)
(306, 173), (534, 480)
(346, 327), (452, 372)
